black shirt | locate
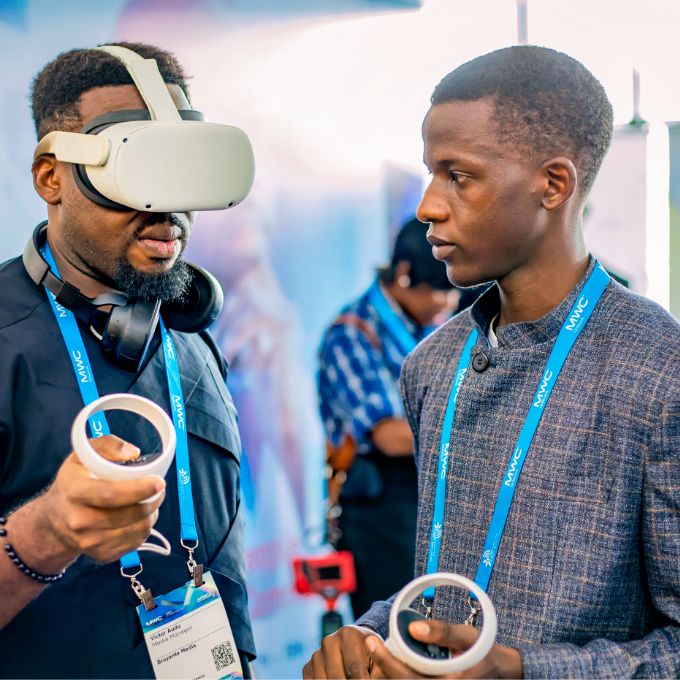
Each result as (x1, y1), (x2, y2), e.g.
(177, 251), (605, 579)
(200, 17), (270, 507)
(0, 257), (254, 678)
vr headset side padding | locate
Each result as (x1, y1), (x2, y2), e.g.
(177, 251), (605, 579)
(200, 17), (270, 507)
(23, 222), (224, 371)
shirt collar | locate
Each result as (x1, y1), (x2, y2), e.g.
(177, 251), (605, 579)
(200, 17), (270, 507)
(470, 256), (597, 348)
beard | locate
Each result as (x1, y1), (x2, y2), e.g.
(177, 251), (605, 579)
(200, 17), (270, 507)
(112, 258), (193, 302)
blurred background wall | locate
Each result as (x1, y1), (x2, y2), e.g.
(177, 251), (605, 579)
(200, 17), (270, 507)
(1, 1), (678, 676)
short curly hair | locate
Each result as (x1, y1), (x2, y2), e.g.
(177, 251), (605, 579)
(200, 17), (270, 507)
(31, 41), (190, 140)
(431, 46), (613, 195)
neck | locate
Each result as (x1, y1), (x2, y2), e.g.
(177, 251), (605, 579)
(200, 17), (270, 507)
(497, 235), (589, 327)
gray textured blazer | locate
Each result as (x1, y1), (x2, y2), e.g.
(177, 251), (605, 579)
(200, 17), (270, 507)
(357, 261), (680, 678)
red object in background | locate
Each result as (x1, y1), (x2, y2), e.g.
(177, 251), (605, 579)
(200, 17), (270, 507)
(292, 551), (356, 611)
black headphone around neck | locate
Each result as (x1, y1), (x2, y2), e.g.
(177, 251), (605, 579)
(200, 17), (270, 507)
(23, 222), (224, 371)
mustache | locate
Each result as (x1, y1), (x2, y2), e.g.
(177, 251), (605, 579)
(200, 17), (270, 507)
(135, 213), (189, 237)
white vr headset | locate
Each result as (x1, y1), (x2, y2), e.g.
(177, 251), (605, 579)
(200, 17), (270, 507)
(33, 45), (255, 212)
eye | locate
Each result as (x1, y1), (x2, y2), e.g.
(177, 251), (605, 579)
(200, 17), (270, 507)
(450, 170), (466, 184)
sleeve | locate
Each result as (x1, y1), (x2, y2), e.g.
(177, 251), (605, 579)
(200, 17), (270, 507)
(199, 329), (229, 381)
(317, 323), (403, 449)
(516, 397), (680, 679)
(354, 593), (396, 639)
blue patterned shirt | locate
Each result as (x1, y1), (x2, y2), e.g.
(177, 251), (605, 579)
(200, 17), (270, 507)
(318, 280), (427, 453)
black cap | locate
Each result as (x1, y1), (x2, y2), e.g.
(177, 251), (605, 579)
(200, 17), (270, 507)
(389, 217), (452, 290)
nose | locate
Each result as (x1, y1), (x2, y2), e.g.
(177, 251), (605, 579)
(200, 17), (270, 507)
(416, 182), (448, 224)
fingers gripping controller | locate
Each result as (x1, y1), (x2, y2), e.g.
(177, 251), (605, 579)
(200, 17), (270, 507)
(385, 572), (497, 676)
(71, 393), (176, 556)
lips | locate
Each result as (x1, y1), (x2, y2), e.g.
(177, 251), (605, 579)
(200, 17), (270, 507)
(136, 225), (183, 259)
(427, 233), (457, 261)
(432, 244), (456, 261)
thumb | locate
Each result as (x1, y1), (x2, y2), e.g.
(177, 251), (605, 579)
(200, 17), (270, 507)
(408, 620), (480, 653)
(89, 434), (141, 463)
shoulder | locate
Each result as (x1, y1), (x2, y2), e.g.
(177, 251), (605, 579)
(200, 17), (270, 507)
(319, 290), (380, 352)
(402, 309), (475, 388)
(598, 281), (680, 365)
(0, 257), (47, 330)
(600, 280), (680, 345)
(196, 329), (229, 380)
(589, 281), (680, 407)
(0, 257), (44, 331)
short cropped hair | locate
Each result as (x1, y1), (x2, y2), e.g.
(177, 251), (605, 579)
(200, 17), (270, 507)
(31, 41), (189, 140)
(431, 46), (613, 195)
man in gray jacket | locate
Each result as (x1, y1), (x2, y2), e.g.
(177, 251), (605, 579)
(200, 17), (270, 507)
(304, 46), (679, 678)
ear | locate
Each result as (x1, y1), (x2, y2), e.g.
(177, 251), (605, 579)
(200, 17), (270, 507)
(394, 261), (411, 278)
(540, 156), (578, 210)
(394, 261), (412, 288)
(32, 155), (62, 205)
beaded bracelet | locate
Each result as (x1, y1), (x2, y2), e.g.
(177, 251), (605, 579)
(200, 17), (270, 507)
(0, 515), (65, 584)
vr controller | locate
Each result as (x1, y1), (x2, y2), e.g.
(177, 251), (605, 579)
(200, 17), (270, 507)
(385, 573), (497, 677)
(71, 393), (176, 555)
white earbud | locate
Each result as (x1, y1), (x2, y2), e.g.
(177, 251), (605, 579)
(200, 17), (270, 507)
(71, 393), (176, 556)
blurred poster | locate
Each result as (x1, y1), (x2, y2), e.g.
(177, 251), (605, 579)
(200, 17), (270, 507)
(187, 204), (328, 678)
(668, 123), (680, 318)
(585, 124), (648, 291)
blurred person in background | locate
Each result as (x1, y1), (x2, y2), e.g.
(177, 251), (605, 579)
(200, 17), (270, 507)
(317, 217), (475, 619)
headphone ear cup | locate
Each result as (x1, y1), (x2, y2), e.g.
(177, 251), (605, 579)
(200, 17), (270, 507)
(101, 299), (161, 371)
(162, 263), (224, 333)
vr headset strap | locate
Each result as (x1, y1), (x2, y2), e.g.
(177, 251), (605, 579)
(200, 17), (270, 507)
(33, 131), (110, 164)
(96, 45), (181, 123)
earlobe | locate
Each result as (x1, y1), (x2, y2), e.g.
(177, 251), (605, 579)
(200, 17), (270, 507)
(394, 261), (412, 288)
(32, 156), (62, 205)
(541, 157), (578, 210)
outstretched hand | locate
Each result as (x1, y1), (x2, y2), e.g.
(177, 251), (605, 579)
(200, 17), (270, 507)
(365, 620), (523, 679)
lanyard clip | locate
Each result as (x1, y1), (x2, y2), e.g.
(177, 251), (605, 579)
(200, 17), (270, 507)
(121, 564), (156, 612)
(181, 538), (204, 587)
(421, 597), (433, 620)
(466, 596), (481, 627)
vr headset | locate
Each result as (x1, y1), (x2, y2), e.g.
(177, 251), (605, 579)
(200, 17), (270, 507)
(33, 44), (255, 212)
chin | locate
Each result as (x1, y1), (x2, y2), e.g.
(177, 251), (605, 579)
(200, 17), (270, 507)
(447, 263), (494, 289)
(135, 257), (178, 274)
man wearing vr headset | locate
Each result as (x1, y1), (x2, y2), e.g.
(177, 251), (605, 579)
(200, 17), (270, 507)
(0, 43), (255, 677)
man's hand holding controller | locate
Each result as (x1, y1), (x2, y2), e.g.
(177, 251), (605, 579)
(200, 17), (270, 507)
(8, 435), (166, 574)
(0, 394), (172, 629)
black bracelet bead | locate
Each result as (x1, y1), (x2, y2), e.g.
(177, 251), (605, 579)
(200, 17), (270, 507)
(2, 517), (66, 584)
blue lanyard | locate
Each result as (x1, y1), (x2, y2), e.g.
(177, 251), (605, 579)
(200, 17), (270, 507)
(41, 243), (198, 571)
(41, 246), (110, 440)
(424, 262), (610, 600)
(369, 280), (424, 355)
(159, 320), (198, 544)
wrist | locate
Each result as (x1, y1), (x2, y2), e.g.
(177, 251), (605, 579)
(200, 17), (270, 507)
(8, 496), (79, 573)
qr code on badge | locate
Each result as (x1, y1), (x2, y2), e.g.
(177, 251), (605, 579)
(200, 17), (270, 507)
(211, 641), (236, 672)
